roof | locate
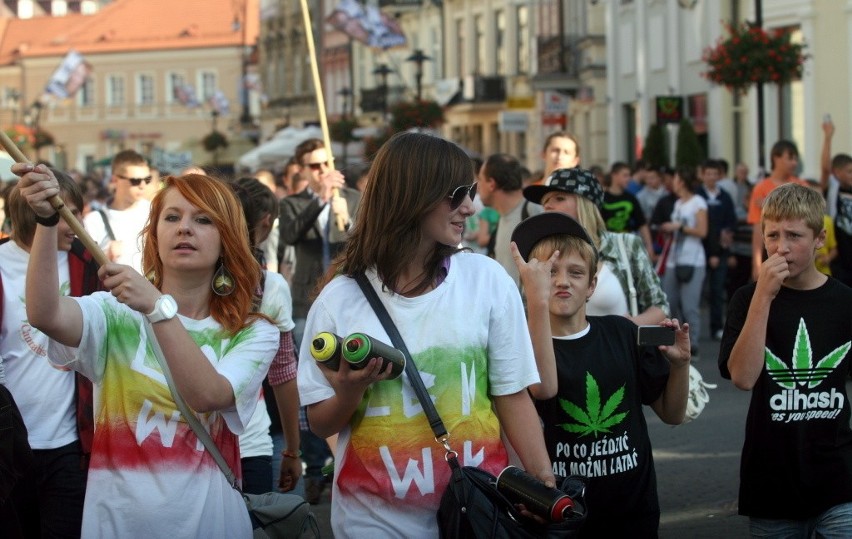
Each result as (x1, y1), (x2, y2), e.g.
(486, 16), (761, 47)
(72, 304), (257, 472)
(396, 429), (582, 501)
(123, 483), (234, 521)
(0, 0), (259, 64)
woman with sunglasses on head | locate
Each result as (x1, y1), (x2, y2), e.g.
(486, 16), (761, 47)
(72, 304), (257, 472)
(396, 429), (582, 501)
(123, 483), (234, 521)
(83, 149), (153, 272)
(15, 165), (278, 538)
(297, 132), (555, 538)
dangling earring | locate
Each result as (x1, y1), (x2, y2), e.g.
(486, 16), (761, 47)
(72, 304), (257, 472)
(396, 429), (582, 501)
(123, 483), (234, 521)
(212, 258), (235, 296)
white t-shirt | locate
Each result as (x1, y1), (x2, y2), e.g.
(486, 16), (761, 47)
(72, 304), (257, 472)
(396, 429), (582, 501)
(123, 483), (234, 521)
(667, 194), (708, 269)
(586, 263), (629, 317)
(83, 200), (151, 272)
(298, 252), (540, 538)
(49, 292), (278, 538)
(240, 271), (296, 458)
(0, 241), (77, 449)
(494, 199), (543, 286)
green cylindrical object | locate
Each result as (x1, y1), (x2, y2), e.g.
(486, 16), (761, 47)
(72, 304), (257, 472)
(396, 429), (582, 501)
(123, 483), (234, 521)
(309, 332), (343, 371)
(341, 333), (405, 380)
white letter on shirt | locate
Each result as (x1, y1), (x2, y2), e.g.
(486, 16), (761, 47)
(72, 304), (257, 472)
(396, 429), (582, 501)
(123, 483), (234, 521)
(379, 446), (435, 498)
(136, 399), (181, 447)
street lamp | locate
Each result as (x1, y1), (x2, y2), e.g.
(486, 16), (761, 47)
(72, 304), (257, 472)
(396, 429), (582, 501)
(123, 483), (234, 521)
(372, 64), (393, 121)
(339, 87), (352, 119)
(405, 49), (431, 101)
(232, 7), (252, 128)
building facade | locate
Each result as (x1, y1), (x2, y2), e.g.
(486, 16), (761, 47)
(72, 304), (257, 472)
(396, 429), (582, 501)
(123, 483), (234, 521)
(0, 0), (260, 172)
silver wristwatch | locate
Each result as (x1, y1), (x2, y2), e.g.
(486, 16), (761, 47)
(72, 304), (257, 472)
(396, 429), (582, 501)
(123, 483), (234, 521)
(146, 294), (178, 323)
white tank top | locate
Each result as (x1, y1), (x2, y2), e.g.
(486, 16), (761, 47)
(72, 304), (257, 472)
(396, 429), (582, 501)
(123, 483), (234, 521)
(586, 263), (629, 317)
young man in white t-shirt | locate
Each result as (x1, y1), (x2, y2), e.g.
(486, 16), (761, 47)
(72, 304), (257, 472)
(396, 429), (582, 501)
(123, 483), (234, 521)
(1, 172), (89, 537)
(83, 149), (152, 272)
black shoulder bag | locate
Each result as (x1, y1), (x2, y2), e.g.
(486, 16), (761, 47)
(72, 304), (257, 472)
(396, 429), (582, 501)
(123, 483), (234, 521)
(354, 273), (585, 538)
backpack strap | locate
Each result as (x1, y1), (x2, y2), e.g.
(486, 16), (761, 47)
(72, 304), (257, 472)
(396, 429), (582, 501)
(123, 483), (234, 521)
(98, 209), (116, 241)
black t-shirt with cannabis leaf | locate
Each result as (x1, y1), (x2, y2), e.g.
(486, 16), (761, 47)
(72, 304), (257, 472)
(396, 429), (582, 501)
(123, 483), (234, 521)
(719, 278), (852, 519)
(535, 315), (669, 537)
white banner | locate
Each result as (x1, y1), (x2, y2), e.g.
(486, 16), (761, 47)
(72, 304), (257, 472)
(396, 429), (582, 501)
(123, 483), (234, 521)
(44, 50), (92, 99)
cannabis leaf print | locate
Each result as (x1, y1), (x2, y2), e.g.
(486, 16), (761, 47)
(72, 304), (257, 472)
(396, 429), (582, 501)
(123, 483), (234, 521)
(765, 318), (850, 389)
(558, 372), (628, 437)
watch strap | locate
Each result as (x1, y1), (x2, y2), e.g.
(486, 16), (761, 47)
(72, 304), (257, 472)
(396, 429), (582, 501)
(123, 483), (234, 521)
(34, 213), (60, 227)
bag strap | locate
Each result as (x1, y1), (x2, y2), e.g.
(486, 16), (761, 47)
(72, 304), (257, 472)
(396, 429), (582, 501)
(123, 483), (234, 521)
(353, 272), (449, 443)
(142, 317), (241, 490)
(614, 234), (638, 317)
(98, 209), (116, 241)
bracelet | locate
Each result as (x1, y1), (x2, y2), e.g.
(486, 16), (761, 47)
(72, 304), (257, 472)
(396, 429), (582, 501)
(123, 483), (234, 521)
(281, 449), (302, 459)
(34, 212), (60, 227)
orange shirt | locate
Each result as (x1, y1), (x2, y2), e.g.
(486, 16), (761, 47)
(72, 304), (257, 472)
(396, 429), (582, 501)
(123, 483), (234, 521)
(747, 177), (808, 224)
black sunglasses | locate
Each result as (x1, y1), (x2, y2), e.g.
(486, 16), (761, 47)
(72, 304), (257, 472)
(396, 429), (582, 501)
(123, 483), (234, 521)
(447, 182), (477, 210)
(117, 174), (153, 186)
(306, 161), (329, 171)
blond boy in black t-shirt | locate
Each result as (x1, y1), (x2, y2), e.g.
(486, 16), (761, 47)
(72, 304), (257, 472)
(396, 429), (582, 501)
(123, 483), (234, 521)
(511, 212), (691, 537)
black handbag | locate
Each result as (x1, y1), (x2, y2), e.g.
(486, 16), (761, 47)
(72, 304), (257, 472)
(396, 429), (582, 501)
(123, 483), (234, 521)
(675, 265), (694, 283)
(354, 273), (586, 539)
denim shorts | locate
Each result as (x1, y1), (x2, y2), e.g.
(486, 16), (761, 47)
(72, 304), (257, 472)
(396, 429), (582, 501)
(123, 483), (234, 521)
(749, 502), (852, 538)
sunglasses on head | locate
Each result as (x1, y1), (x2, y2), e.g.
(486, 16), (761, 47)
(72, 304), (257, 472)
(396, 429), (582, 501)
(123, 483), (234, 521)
(117, 174), (153, 186)
(447, 182), (477, 210)
(306, 161), (329, 171)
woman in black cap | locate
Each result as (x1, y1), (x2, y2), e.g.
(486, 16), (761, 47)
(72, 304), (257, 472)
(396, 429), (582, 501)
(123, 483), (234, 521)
(523, 167), (669, 325)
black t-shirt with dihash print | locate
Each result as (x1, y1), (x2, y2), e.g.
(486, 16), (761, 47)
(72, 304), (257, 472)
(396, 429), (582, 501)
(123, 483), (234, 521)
(718, 278), (852, 519)
(535, 316), (670, 536)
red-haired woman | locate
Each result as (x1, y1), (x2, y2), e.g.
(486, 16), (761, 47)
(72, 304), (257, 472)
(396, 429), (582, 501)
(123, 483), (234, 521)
(15, 165), (278, 538)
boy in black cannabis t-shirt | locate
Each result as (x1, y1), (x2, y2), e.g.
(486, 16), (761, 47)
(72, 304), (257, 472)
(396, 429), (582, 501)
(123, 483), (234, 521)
(511, 212), (691, 538)
(719, 183), (852, 536)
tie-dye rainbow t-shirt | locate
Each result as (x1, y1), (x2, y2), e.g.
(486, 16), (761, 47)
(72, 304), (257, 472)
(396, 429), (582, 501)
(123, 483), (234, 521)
(49, 291), (278, 538)
(298, 253), (539, 538)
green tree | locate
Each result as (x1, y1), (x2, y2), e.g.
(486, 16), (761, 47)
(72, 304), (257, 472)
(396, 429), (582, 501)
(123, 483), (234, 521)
(675, 119), (704, 167)
(642, 123), (668, 170)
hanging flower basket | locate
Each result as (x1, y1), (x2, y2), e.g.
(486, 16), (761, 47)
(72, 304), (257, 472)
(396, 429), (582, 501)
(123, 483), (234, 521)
(330, 117), (360, 145)
(4, 124), (34, 150)
(202, 130), (229, 153)
(390, 99), (444, 131)
(702, 22), (807, 94)
(33, 128), (55, 149)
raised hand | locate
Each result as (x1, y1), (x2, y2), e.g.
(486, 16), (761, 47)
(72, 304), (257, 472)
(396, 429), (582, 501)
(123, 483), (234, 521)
(13, 163), (59, 218)
(510, 241), (558, 306)
(98, 262), (161, 315)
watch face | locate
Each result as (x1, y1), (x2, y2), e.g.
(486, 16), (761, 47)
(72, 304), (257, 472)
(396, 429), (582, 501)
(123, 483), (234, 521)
(160, 295), (178, 318)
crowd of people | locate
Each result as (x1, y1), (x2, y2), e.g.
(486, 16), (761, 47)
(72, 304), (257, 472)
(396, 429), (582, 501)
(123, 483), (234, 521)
(0, 124), (850, 538)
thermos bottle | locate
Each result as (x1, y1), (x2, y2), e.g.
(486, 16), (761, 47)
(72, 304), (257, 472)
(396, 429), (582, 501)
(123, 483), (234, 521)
(496, 466), (576, 523)
(309, 332), (343, 371)
(341, 333), (405, 379)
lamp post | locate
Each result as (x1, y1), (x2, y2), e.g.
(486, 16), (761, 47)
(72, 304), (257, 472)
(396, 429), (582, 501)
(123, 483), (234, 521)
(339, 87), (352, 120)
(338, 87), (352, 165)
(372, 64), (393, 122)
(232, 3), (252, 128)
(405, 49), (431, 101)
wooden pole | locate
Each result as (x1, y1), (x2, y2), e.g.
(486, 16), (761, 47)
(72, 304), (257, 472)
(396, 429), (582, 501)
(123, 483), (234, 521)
(299, 0), (346, 231)
(0, 130), (109, 266)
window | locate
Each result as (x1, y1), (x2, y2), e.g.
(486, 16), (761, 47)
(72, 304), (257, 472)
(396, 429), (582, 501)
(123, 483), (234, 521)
(199, 71), (217, 101)
(496, 10), (506, 75)
(168, 72), (187, 104)
(456, 18), (465, 76)
(107, 75), (125, 106)
(474, 14), (485, 75)
(517, 6), (529, 74)
(77, 77), (94, 107)
(137, 74), (155, 105)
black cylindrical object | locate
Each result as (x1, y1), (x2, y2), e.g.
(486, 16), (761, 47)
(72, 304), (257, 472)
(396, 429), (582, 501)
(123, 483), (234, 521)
(341, 332), (405, 379)
(309, 332), (343, 371)
(496, 466), (575, 523)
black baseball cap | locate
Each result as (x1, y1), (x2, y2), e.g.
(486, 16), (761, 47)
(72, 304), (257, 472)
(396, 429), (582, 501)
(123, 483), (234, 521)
(511, 212), (596, 262)
(523, 167), (604, 208)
